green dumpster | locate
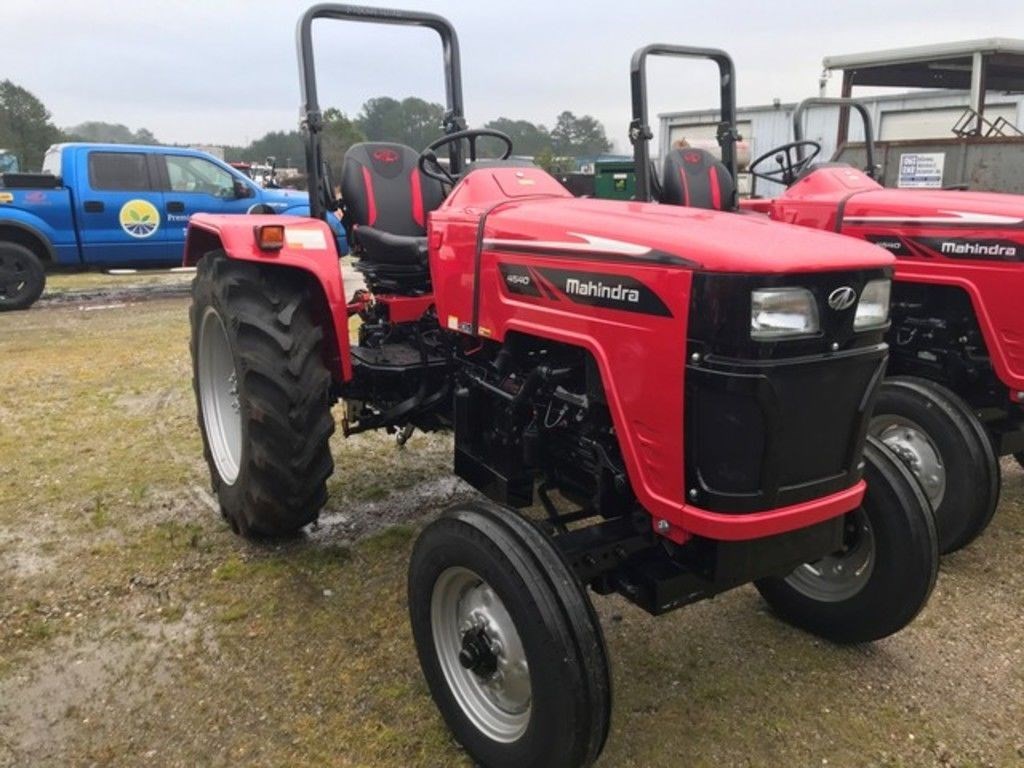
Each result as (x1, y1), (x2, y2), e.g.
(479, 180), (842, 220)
(593, 161), (636, 200)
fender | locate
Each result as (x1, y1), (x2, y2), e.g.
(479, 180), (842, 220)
(184, 213), (352, 381)
(0, 208), (68, 264)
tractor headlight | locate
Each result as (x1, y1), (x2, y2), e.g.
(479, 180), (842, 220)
(751, 287), (820, 340)
(854, 278), (891, 330)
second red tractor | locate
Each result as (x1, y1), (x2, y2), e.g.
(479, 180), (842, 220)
(628, 44), (1016, 555)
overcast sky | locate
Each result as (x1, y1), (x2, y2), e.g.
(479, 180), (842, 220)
(7, 0), (1024, 151)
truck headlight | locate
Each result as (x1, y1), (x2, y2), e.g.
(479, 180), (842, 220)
(751, 287), (820, 339)
(854, 279), (891, 330)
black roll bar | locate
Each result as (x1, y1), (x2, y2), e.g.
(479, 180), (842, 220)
(296, 3), (466, 220)
(629, 44), (739, 204)
(792, 97), (876, 178)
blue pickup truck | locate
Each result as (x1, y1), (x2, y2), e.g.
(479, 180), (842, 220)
(0, 143), (339, 310)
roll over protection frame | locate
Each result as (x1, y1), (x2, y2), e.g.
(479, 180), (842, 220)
(792, 97), (877, 179)
(629, 44), (739, 205)
(296, 3), (467, 220)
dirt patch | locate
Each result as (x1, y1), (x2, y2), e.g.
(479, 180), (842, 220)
(0, 612), (213, 763)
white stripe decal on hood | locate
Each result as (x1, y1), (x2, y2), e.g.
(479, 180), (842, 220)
(483, 232), (653, 257)
(844, 210), (1024, 226)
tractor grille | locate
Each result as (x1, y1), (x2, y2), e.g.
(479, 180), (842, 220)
(684, 269), (889, 513)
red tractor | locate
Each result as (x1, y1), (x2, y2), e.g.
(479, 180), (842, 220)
(629, 44), (1012, 556)
(186, 9), (938, 767)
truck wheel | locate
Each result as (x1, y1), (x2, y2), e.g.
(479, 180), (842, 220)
(409, 501), (611, 768)
(0, 242), (45, 311)
(190, 250), (335, 537)
(755, 437), (937, 644)
(871, 376), (1000, 553)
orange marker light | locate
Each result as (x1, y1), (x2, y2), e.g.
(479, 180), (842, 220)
(255, 224), (285, 251)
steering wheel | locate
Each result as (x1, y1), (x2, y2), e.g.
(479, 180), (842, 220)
(749, 140), (822, 186)
(418, 128), (513, 185)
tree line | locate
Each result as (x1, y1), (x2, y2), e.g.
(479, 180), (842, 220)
(0, 80), (613, 173)
(224, 97), (614, 173)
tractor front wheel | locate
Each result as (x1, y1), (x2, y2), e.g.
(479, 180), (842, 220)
(190, 250), (335, 537)
(408, 501), (611, 768)
(871, 376), (1000, 553)
(755, 437), (938, 644)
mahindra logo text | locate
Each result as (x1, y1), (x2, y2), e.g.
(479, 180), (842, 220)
(565, 278), (640, 303)
(940, 241), (1017, 258)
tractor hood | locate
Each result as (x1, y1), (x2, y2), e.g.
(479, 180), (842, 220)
(447, 166), (892, 273)
(481, 195), (893, 274)
(841, 187), (1024, 230)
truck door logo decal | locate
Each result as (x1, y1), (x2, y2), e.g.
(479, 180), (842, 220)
(119, 199), (160, 238)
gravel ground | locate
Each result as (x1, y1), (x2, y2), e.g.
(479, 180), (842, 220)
(0, 277), (1021, 767)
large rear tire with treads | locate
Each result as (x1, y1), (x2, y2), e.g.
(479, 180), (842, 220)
(190, 249), (335, 537)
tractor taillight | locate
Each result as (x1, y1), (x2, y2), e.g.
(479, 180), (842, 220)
(255, 224), (285, 251)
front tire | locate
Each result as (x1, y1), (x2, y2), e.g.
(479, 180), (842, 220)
(871, 376), (1000, 553)
(190, 250), (335, 537)
(409, 501), (611, 768)
(755, 437), (938, 644)
(0, 242), (45, 311)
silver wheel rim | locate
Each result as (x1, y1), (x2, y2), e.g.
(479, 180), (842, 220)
(430, 567), (531, 743)
(871, 415), (947, 509)
(198, 306), (242, 485)
(785, 507), (875, 602)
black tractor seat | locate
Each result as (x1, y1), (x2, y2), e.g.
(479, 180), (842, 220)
(660, 148), (736, 212)
(340, 141), (446, 294)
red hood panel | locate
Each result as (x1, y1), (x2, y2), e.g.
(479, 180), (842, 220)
(481, 197), (893, 274)
(843, 189), (1024, 225)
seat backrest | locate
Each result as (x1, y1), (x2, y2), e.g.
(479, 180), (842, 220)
(660, 148), (736, 211)
(340, 142), (446, 236)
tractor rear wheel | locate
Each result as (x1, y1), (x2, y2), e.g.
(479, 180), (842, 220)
(755, 437), (938, 644)
(871, 376), (1000, 553)
(409, 501), (611, 768)
(190, 250), (335, 537)
(0, 242), (45, 311)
